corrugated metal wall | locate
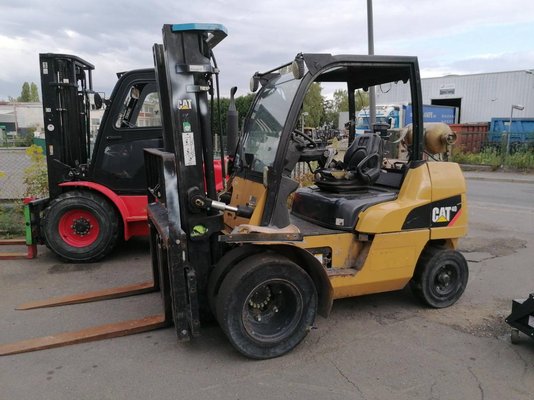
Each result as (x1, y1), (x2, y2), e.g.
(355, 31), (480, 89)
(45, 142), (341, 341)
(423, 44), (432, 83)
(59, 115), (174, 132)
(375, 70), (534, 123)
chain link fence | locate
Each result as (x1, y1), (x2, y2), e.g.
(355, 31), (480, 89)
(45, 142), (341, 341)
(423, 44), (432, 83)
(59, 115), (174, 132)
(0, 147), (32, 200)
(0, 146), (39, 238)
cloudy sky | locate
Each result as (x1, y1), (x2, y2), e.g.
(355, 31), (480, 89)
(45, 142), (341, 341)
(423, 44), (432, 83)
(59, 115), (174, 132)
(1, 0), (534, 100)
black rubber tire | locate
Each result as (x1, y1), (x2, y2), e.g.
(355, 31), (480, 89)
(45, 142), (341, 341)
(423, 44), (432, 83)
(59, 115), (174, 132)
(207, 245), (262, 315)
(41, 190), (120, 263)
(410, 247), (468, 308)
(216, 252), (317, 359)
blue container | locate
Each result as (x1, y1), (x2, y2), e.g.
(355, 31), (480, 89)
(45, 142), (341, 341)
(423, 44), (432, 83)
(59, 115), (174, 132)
(488, 118), (534, 145)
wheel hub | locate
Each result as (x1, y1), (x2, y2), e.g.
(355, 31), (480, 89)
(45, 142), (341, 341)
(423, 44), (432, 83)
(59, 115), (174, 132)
(72, 218), (92, 236)
(437, 271), (451, 287)
(248, 285), (272, 309)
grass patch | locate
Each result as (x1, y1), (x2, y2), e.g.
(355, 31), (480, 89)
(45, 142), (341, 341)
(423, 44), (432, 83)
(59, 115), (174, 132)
(0, 201), (24, 238)
(452, 147), (534, 170)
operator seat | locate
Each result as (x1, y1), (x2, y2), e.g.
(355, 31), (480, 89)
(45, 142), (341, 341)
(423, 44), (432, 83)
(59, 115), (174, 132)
(314, 133), (384, 192)
(291, 132), (397, 232)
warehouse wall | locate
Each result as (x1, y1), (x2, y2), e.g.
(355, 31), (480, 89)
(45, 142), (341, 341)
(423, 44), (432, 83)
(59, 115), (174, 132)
(375, 70), (534, 123)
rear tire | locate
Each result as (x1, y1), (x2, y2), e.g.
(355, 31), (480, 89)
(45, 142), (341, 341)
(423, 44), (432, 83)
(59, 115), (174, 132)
(216, 252), (317, 359)
(42, 190), (120, 262)
(410, 247), (468, 308)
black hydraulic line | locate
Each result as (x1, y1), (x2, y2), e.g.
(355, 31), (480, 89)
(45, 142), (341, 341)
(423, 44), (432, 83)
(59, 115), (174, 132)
(199, 82), (218, 202)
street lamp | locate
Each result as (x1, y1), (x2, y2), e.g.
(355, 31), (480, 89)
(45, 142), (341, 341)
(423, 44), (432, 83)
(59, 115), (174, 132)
(506, 104), (525, 154)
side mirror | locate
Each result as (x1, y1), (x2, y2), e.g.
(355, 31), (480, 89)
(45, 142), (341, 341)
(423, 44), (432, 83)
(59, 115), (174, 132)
(250, 73), (260, 92)
(291, 56), (305, 79)
(93, 92), (103, 110)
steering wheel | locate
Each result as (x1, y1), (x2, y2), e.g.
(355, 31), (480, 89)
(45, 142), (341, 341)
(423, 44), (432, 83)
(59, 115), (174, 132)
(292, 129), (317, 148)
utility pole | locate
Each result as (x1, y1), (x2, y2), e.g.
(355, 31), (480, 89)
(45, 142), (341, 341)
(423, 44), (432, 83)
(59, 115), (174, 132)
(367, 0), (376, 130)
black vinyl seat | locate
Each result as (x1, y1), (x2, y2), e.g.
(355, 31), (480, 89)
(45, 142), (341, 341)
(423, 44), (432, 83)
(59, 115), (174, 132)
(315, 133), (384, 192)
(291, 185), (397, 231)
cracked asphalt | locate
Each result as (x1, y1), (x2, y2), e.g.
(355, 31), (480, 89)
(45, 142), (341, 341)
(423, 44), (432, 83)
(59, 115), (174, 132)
(1, 171), (533, 400)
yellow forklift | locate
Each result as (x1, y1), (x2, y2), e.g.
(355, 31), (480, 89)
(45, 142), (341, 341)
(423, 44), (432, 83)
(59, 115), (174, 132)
(0, 23), (468, 359)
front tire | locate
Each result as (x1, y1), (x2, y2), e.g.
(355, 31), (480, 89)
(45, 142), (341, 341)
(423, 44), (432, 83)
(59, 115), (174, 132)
(410, 247), (468, 308)
(42, 190), (120, 262)
(216, 253), (317, 359)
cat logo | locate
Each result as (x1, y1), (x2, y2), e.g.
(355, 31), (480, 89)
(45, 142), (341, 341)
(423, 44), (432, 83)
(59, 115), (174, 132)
(178, 99), (192, 110)
(432, 206), (458, 223)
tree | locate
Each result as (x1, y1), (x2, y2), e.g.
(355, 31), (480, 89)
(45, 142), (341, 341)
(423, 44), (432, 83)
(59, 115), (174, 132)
(235, 93), (254, 128)
(18, 82), (31, 102)
(333, 89), (349, 113)
(355, 89), (369, 111)
(322, 98), (338, 128)
(15, 82), (40, 102)
(302, 82), (323, 128)
(30, 82), (40, 102)
(210, 93), (255, 152)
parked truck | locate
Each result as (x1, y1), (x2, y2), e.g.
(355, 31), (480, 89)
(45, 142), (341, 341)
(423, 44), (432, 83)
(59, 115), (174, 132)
(355, 103), (458, 134)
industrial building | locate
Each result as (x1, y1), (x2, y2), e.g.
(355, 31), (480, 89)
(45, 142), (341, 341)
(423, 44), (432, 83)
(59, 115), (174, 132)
(375, 69), (534, 124)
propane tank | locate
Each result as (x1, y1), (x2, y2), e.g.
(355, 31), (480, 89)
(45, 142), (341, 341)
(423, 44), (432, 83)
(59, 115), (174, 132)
(404, 122), (457, 154)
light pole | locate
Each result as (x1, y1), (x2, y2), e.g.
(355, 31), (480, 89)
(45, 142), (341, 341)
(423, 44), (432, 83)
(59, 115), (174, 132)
(507, 104), (524, 155)
(367, 0), (376, 129)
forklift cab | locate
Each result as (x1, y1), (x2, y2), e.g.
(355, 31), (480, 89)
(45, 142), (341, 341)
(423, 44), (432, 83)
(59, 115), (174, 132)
(225, 54), (424, 232)
(90, 69), (163, 194)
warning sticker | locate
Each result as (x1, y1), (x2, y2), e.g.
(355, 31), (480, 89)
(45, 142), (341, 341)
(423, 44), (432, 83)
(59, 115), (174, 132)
(183, 132), (196, 166)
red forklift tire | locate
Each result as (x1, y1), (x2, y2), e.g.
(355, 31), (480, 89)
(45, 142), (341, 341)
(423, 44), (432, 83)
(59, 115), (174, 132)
(41, 190), (120, 262)
(410, 247), (468, 308)
(216, 253), (317, 359)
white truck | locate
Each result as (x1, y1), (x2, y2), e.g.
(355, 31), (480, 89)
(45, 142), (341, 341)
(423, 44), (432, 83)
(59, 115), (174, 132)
(354, 103), (458, 134)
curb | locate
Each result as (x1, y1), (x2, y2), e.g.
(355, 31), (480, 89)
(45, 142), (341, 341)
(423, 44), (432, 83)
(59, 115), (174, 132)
(460, 164), (495, 172)
(465, 176), (534, 185)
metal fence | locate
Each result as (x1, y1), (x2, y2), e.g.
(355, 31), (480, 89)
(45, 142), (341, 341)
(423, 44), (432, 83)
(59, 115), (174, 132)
(0, 147), (31, 237)
(0, 147), (32, 200)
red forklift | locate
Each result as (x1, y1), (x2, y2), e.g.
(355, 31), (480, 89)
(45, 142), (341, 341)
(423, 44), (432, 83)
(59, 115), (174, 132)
(27, 53), (223, 262)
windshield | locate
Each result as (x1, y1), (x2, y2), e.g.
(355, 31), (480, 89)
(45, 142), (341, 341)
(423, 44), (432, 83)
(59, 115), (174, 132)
(240, 72), (300, 172)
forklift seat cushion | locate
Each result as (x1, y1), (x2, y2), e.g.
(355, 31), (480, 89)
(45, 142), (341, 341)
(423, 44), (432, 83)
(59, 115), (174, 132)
(291, 185), (397, 231)
(315, 133), (384, 191)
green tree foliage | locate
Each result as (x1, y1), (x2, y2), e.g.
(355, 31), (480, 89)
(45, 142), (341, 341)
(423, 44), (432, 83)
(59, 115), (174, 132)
(322, 99), (338, 128)
(355, 89), (369, 111)
(332, 89), (369, 112)
(333, 89), (349, 113)
(16, 82), (39, 102)
(210, 93), (256, 155)
(302, 83), (324, 128)
(18, 82), (31, 102)
(235, 93), (254, 127)
(30, 82), (40, 102)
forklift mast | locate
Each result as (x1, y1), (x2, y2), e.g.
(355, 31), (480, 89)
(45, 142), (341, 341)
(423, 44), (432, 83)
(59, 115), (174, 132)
(146, 24), (229, 340)
(39, 54), (94, 198)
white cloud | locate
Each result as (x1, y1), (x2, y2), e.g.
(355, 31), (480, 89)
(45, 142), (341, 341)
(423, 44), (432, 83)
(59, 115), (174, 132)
(0, 0), (533, 99)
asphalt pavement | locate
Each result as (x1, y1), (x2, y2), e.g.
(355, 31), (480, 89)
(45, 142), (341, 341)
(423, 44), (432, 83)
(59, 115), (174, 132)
(1, 169), (533, 400)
